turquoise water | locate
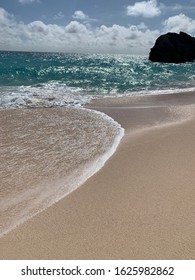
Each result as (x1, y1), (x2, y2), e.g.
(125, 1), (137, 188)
(1, 51), (195, 108)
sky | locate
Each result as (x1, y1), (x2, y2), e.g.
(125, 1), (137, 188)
(1, 0), (195, 54)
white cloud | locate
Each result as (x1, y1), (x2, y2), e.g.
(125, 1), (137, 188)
(65, 21), (89, 36)
(27, 21), (49, 35)
(137, 22), (148, 30)
(0, 7), (14, 25)
(163, 14), (195, 34)
(53, 12), (65, 20)
(0, 8), (160, 54)
(72, 10), (89, 20)
(127, 0), (161, 18)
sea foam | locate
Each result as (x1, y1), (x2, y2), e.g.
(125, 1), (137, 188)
(0, 107), (124, 237)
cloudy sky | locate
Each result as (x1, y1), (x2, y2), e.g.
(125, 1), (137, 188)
(1, 0), (195, 54)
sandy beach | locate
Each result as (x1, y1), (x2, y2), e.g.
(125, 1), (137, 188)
(0, 92), (195, 259)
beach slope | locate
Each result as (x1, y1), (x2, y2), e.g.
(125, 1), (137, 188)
(0, 92), (195, 259)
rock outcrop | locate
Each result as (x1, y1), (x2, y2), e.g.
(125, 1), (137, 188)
(149, 32), (195, 63)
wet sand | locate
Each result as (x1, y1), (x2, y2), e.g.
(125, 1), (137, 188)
(0, 92), (195, 259)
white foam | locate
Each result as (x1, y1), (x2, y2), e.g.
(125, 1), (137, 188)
(1, 82), (195, 109)
(123, 87), (195, 97)
(0, 82), (91, 108)
(0, 107), (124, 238)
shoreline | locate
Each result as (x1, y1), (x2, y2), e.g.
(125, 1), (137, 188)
(0, 107), (124, 239)
(1, 92), (195, 259)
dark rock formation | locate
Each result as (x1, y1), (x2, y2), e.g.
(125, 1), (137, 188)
(149, 32), (195, 63)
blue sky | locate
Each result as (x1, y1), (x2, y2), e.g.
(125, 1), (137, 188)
(1, 0), (195, 54)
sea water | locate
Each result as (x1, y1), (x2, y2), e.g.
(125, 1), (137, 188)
(0, 51), (195, 236)
(1, 51), (195, 108)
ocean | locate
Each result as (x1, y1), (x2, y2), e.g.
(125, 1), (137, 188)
(1, 51), (195, 237)
(1, 51), (195, 108)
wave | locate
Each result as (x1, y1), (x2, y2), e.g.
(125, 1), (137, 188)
(0, 107), (124, 237)
(1, 81), (195, 109)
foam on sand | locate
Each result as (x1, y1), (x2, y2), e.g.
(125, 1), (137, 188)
(0, 107), (124, 237)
